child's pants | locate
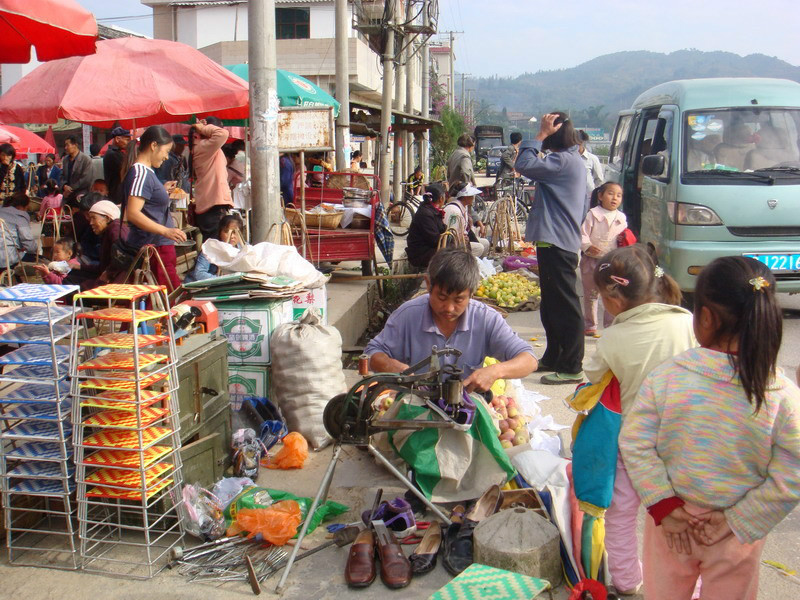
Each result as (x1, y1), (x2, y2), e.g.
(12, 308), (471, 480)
(580, 255), (613, 331)
(643, 502), (764, 600)
(605, 455), (643, 592)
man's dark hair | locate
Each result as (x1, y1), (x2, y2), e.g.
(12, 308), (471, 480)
(64, 136), (78, 147)
(457, 134), (475, 149)
(541, 112), (579, 152)
(89, 143), (101, 157)
(352, 150), (362, 160)
(510, 132), (522, 145)
(4, 191), (29, 208)
(205, 116), (223, 127)
(79, 191), (105, 212)
(578, 130), (590, 143)
(428, 248), (480, 294)
(45, 153), (56, 161)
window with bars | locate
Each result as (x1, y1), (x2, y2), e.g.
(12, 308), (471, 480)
(276, 8), (310, 39)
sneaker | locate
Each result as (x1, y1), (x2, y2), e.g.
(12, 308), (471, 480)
(361, 498), (417, 538)
(540, 371), (585, 385)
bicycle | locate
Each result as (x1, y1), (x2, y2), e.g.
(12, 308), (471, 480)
(489, 176), (531, 230)
(387, 182), (424, 237)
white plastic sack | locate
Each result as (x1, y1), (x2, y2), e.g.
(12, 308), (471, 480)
(476, 256), (496, 279)
(269, 309), (346, 449)
(203, 240), (326, 288)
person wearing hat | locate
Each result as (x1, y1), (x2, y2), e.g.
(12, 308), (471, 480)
(444, 182), (490, 257)
(154, 134), (189, 192)
(103, 126), (132, 204)
(82, 198), (129, 288)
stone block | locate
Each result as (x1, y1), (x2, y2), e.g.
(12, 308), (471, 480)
(473, 507), (562, 587)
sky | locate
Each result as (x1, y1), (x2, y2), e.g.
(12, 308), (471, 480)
(79, 0), (800, 77)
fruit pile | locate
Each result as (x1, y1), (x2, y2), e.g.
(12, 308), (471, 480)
(475, 272), (541, 308)
(490, 394), (531, 449)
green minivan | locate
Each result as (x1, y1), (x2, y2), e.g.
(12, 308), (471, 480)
(606, 77), (800, 293)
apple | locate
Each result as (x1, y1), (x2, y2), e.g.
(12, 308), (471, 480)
(499, 419), (509, 433)
(500, 430), (515, 442)
(506, 398), (517, 409)
(507, 406), (519, 418)
(498, 407), (508, 420)
(506, 417), (519, 430)
(513, 432), (528, 446)
(500, 440), (513, 449)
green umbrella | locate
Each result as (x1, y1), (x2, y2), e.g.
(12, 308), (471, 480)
(224, 64), (340, 117)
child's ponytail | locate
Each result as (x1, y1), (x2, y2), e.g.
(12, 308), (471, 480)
(695, 257), (782, 412)
(594, 245), (683, 307)
(655, 268), (682, 306)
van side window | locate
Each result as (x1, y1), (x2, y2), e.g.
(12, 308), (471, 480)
(610, 115), (633, 168)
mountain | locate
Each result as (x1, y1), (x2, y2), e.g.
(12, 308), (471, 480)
(469, 50), (800, 130)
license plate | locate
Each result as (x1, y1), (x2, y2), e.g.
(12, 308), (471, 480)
(744, 253), (800, 272)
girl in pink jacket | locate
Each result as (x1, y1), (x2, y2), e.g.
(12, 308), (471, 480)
(580, 182), (627, 335)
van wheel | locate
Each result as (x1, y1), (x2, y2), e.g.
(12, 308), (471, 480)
(681, 292), (695, 312)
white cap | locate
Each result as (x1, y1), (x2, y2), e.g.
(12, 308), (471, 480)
(89, 200), (121, 221)
(456, 184), (482, 198)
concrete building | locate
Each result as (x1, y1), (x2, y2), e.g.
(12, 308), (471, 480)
(141, 0), (422, 112)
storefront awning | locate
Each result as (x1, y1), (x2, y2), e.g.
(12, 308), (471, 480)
(350, 99), (440, 133)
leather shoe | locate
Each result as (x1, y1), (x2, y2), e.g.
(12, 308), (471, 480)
(409, 520), (442, 575)
(373, 520), (412, 588)
(442, 485), (501, 576)
(344, 529), (376, 588)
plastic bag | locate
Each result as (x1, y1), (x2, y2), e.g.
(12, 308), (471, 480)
(262, 432), (309, 470)
(235, 500), (302, 545)
(174, 483), (226, 541)
(212, 477), (255, 508)
(223, 486), (348, 536)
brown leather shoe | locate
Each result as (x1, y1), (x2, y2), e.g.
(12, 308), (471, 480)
(373, 520), (412, 589)
(345, 529), (377, 588)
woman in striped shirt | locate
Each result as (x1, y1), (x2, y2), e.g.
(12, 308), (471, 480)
(121, 126), (186, 289)
(620, 256), (800, 599)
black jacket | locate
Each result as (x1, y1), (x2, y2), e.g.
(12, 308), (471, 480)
(103, 144), (126, 204)
(406, 201), (446, 268)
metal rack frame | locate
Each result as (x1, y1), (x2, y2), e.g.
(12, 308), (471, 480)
(71, 284), (184, 579)
(0, 284), (81, 569)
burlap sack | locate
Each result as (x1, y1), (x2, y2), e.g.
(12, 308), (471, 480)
(270, 308), (345, 449)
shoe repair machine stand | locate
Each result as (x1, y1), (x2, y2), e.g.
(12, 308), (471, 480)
(276, 347), (473, 592)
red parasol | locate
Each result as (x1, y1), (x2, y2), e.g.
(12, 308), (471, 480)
(0, 124), (53, 154)
(0, 37), (250, 128)
(0, 127), (19, 145)
(0, 0), (97, 63)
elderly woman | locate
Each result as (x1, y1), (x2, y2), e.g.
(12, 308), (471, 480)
(80, 200), (129, 289)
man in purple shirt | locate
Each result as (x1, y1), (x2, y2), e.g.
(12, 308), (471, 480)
(365, 249), (537, 392)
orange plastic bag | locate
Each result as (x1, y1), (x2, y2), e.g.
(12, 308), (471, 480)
(262, 432), (309, 470)
(234, 500), (302, 545)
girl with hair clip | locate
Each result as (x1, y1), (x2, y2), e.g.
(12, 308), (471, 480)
(583, 245), (696, 596)
(620, 257), (800, 600)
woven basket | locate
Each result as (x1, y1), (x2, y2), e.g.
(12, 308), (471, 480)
(285, 206), (343, 229)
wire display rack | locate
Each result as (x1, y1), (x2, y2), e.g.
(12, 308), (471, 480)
(71, 284), (184, 579)
(0, 284), (80, 569)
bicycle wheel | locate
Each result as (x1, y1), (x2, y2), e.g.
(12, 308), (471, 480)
(514, 197), (528, 223)
(387, 201), (415, 236)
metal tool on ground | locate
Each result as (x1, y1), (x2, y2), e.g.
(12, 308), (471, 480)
(276, 347), (468, 592)
(169, 536), (250, 567)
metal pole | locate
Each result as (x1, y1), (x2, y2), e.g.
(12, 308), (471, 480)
(300, 150), (306, 257)
(249, 0), (281, 243)
(378, 5), (395, 205)
(334, 0), (350, 171)
(420, 1), (430, 180)
(392, 0), (406, 206)
(449, 31), (455, 110)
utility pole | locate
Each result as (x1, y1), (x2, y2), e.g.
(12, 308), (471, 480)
(460, 72), (470, 114)
(420, 0), (430, 180)
(378, 2), (395, 205)
(248, 0), (281, 242)
(392, 0), (406, 208)
(334, 0), (350, 171)
(448, 31), (454, 109)
(404, 5), (415, 180)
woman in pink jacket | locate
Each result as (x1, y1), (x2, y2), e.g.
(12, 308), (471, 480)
(191, 117), (233, 242)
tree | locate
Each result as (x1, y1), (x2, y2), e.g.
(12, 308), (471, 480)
(430, 106), (466, 170)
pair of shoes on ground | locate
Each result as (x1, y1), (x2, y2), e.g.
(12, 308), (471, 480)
(441, 484), (502, 575)
(585, 329), (601, 338)
(345, 521), (413, 589)
(360, 497), (416, 538)
(536, 362), (585, 385)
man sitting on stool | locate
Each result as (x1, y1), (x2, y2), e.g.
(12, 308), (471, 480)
(365, 248), (537, 392)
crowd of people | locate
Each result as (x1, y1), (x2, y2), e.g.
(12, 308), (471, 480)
(0, 118), (250, 292)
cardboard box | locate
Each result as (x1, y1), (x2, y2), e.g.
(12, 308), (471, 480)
(228, 364), (271, 409)
(217, 299), (293, 364)
(292, 285), (327, 324)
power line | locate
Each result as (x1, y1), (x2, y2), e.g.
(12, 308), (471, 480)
(97, 15), (152, 22)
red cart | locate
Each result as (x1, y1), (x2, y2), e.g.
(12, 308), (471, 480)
(291, 171), (380, 275)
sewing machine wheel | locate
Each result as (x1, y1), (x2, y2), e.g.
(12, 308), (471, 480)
(323, 394), (348, 439)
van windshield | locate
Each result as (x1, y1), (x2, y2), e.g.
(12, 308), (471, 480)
(488, 147), (505, 158)
(683, 108), (800, 180)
